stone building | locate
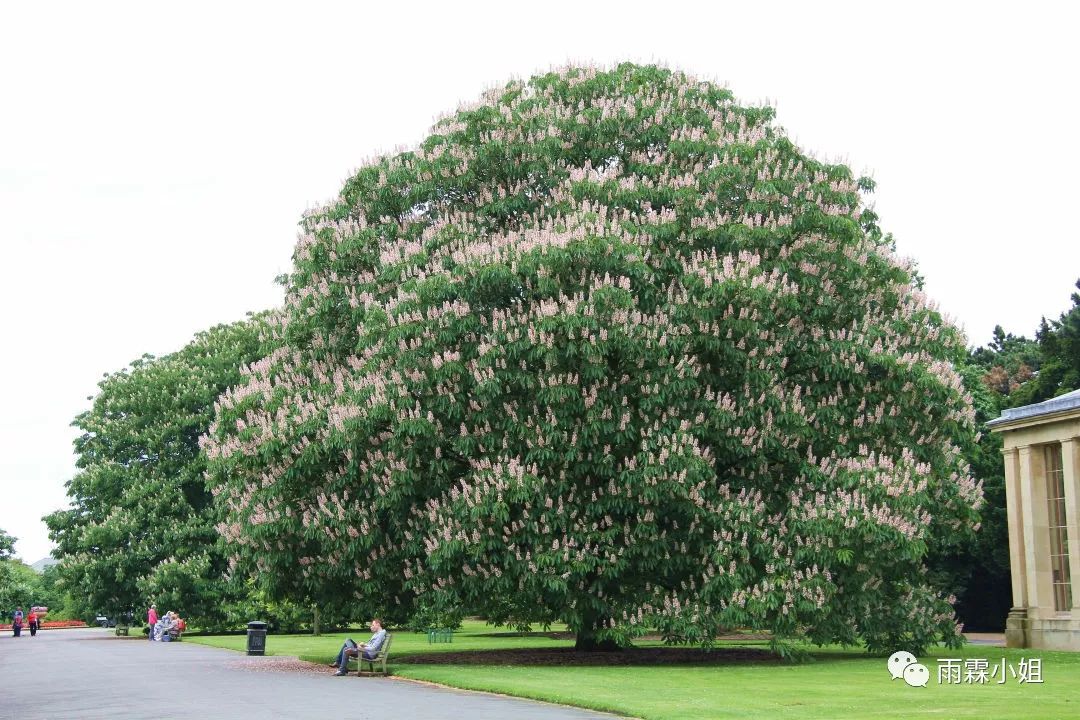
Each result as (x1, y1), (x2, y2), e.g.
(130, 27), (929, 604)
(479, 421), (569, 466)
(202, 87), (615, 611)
(988, 388), (1080, 650)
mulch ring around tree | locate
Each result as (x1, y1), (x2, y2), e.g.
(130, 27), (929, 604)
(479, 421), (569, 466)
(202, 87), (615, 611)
(396, 646), (781, 666)
(472, 630), (772, 643)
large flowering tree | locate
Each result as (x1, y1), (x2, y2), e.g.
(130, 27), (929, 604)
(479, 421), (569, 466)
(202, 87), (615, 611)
(46, 319), (266, 626)
(204, 64), (982, 653)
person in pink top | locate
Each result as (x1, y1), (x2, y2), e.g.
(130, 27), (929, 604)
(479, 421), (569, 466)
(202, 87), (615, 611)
(147, 604), (158, 641)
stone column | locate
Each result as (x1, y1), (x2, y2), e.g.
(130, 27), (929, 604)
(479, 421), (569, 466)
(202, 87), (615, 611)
(1062, 438), (1080, 613)
(1004, 446), (1029, 647)
(1018, 445), (1047, 618)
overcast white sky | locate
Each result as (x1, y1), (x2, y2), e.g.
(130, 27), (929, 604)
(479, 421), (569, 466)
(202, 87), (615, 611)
(1, 1), (1077, 563)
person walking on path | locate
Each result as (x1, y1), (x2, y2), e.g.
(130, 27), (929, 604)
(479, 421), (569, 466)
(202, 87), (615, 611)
(27, 609), (38, 637)
(12, 607), (24, 637)
(147, 604), (158, 641)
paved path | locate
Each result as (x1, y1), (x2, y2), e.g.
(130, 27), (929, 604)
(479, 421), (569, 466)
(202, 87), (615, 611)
(964, 632), (1006, 647)
(0, 628), (615, 720)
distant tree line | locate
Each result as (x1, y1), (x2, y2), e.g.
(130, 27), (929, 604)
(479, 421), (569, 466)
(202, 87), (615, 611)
(0, 528), (77, 621)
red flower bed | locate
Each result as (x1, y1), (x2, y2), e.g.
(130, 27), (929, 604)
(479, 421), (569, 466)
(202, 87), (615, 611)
(1, 620), (88, 630)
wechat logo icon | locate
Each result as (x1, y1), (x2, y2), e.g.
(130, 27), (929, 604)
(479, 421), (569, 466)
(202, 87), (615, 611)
(888, 650), (930, 687)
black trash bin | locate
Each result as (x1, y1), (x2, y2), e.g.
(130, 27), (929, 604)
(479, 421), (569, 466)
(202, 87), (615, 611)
(246, 621), (268, 656)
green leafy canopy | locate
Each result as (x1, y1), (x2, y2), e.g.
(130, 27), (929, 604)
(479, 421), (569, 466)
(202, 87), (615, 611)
(46, 318), (267, 624)
(205, 64), (982, 653)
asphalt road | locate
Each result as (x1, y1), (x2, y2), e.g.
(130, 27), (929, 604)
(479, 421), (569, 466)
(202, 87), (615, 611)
(0, 627), (615, 720)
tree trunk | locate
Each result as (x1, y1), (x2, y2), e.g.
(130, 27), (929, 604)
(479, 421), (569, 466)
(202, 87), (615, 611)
(312, 606), (320, 636)
(574, 632), (621, 651)
(574, 611), (620, 651)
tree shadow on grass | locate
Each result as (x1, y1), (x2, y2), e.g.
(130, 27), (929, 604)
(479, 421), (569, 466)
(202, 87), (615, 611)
(397, 646), (785, 667)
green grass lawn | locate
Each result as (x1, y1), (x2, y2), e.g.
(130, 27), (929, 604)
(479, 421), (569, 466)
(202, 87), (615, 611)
(189, 622), (1080, 719)
(188, 619), (579, 659)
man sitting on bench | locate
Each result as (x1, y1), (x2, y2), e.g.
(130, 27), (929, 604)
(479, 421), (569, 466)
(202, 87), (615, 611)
(330, 618), (386, 676)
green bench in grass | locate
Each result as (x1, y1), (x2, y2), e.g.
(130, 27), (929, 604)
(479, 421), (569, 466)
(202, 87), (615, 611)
(347, 633), (393, 676)
(427, 627), (453, 643)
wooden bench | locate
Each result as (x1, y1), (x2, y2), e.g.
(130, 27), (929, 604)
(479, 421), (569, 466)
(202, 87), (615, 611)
(347, 633), (393, 676)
